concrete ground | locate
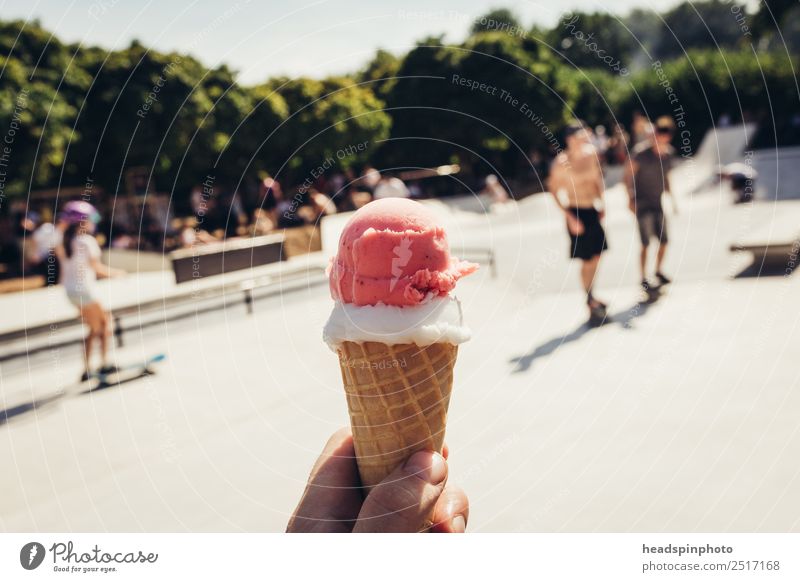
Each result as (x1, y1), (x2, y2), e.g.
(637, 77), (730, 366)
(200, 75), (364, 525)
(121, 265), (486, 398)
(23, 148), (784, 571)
(1, 179), (798, 532)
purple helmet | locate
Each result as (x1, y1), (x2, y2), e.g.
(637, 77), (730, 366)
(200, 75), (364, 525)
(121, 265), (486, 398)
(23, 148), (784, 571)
(61, 201), (100, 225)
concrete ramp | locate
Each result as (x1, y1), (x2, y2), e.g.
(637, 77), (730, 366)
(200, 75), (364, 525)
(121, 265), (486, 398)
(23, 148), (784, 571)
(672, 123), (757, 195)
(752, 146), (800, 201)
(730, 199), (800, 269)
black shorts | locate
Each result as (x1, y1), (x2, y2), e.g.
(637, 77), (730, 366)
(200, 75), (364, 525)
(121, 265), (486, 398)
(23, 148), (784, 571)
(566, 207), (608, 260)
(636, 208), (668, 246)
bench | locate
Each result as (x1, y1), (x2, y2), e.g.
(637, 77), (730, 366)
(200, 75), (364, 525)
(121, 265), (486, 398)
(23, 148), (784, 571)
(0, 234), (332, 362)
(170, 233), (284, 284)
(0, 276), (45, 294)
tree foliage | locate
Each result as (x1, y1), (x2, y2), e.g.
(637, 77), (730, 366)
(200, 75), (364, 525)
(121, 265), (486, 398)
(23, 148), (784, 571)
(0, 4), (797, 207)
(470, 9), (523, 35)
(0, 19), (388, 207)
(654, 0), (749, 59)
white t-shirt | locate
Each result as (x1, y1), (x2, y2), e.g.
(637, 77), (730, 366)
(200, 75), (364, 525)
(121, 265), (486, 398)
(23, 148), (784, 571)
(62, 234), (101, 296)
(374, 177), (410, 199)
(32, 223), (62, 262)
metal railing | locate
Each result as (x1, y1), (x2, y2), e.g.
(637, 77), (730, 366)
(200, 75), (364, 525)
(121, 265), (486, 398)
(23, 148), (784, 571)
(0, 266), (328, 361)
(0, 246), (497, 362)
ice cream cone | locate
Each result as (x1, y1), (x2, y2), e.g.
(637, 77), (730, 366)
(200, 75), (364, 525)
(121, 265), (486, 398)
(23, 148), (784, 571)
(337, 340), (458, 491)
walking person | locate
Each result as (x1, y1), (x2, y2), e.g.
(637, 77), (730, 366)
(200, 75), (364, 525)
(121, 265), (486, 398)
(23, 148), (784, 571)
(547, 121), (609, 325)
(623, 116), (678, 292)
(60, 201), (126, 381)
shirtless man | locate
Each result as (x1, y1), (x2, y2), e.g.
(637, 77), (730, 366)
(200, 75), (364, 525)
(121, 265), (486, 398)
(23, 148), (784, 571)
(547, 122), (608, 323)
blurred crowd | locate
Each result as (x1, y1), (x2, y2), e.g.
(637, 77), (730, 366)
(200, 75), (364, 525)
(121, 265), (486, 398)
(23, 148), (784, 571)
(1, 158), (512, 284)
(0, 165), (456, 281)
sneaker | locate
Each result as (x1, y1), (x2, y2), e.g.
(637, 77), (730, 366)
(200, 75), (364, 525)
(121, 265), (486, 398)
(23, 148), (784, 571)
(588, 304), (607, 327)
(655, 272), (672, 286)
(98, 364), (119, 375)
(587, 290), (607, 309)
(80, 371), (91, 382)
(587, 292), (608, 326)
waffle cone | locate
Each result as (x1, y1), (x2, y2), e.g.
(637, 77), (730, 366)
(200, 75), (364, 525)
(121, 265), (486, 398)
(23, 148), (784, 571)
(337, 341), (457, 491)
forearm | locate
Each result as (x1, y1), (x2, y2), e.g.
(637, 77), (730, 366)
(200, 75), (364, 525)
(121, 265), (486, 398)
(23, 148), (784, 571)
(623, 161), (636, 200)
(623, 173), (635, 199)
(548, 188), (562, 209)
(547, 177), (568, 213)
(625, 183), (635, 201)
(95, 264), (114, 278)
(550, 190), (574, 216)
(93, 260), (119, 279)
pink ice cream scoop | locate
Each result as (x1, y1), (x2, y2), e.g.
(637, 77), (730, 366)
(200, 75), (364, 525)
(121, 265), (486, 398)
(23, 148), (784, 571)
(329, 198), (478, 306)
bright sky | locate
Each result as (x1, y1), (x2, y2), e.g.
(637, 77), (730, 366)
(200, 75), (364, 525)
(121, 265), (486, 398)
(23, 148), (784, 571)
(3, 0), (693, 85)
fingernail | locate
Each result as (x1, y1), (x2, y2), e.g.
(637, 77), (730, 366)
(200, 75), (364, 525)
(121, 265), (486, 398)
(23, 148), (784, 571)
(404, 451), (447, 484)
(451, 515), (466, 533)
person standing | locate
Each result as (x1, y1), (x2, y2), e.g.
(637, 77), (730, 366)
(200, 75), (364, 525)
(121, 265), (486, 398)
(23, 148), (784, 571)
(60, 201), (125, 381)
(359, 166), (381, 195)
(482, 174), (511, 205)
(608, 123), (630, 165)
(547, 121), (608, 324)
(631, 111), (651, 145)
(624, 116), (677, 291)
(373, 173), (410, 200)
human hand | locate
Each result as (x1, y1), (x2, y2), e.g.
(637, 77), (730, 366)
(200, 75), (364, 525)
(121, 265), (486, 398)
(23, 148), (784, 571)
(566, 213), (584, 236)
(287, 428), (469, 533)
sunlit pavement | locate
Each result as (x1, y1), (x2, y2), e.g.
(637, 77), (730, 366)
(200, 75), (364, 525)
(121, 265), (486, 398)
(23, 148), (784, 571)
(1, 184), (798, 532)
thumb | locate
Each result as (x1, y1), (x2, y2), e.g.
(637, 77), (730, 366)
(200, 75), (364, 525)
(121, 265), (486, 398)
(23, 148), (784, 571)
(353, 450), (447, 533)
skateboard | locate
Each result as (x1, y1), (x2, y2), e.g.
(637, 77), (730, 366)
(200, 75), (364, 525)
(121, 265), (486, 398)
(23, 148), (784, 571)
(86, 353), (166, 392)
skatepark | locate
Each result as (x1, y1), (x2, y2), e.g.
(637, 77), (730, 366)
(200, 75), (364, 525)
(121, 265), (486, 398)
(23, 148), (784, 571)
(1, 127), (799, 533)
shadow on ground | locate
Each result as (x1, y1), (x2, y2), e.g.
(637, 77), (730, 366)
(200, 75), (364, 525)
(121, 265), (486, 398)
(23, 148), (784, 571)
(0, 370), (155, 425)
(0, 392), (64, 426)
(509, 288), (662, 374)
(734, 258), (796, 279)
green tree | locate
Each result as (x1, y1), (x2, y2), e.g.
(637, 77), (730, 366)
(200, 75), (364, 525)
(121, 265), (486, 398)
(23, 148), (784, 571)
(618, 49), (799, 151)
(356, 49), (401, 99)
(548, 11), (636, 74)
(753, 0), (800, 52)
(654, 0), (748, 60)
(623, 8), (662, 70)
(470, 8), (523, 35)
(555, 67), (629, 129)
(2, 9), (798, 211)
(263, 76), (391, 185)
(376, 37), (458, 170)
(381, 32), (562, 178)
(0, 20), (79, 197)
